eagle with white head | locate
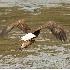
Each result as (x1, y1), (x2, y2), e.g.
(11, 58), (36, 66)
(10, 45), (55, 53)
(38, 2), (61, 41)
(0, 19), (67, 51)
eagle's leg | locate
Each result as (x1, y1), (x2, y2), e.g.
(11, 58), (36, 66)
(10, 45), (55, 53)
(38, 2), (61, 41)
(19, 40), (31, 51)
(19, 39), (36, 51)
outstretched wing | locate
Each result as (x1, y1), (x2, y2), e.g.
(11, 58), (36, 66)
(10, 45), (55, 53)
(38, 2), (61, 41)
(17, 19), (31, 33)
(32, 21), (67, 42)
(0, 19), (31, 37)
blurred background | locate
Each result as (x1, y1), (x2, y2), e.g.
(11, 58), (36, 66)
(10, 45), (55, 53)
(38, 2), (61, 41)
(0, 0), (70, 69)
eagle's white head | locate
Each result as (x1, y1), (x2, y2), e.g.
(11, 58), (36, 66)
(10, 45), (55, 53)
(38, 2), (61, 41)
(21, 33), (36, 41)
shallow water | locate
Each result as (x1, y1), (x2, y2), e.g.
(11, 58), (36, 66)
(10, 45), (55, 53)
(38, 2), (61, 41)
(0, 0), (70, 69)
(0, 0), (70, 12)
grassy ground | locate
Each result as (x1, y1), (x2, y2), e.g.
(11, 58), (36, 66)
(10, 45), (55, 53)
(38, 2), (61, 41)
(0, 5), (70, 68)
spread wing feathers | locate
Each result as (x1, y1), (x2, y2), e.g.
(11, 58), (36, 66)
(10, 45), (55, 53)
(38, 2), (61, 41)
(17, 19), (31, 33)
(32, 21), (67, 42)
(0, 19), (31, 37)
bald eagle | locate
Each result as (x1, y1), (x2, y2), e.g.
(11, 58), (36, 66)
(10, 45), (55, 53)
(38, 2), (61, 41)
(0, 19), (67, 50)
